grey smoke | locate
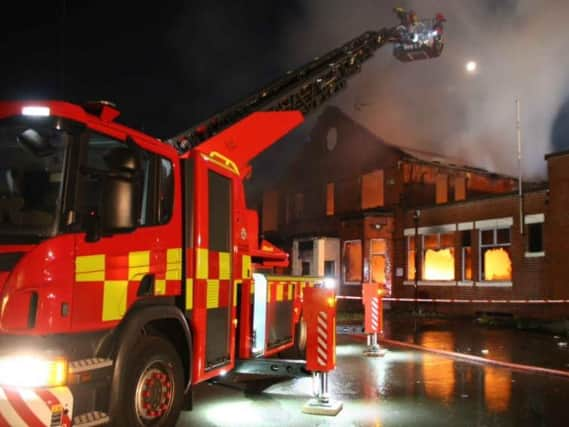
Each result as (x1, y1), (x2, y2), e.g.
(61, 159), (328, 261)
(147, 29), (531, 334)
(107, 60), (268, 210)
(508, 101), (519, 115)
(282, 0), (569, 180)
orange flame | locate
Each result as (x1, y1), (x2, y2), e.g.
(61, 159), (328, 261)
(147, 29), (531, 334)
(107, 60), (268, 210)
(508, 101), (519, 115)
(424, 249), (454, 281)
(484, 248), (511, 280)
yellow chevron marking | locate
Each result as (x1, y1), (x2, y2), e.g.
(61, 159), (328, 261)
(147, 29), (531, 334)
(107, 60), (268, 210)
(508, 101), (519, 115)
(242, 255), (251, 279)
(207, 279), (220, 308)
(197, 248), (208, 279)
(219, 252), (231, 280)
(166, 248), (182, 280)
(102, 280), (128, 321)
(155, 279), (166, 295)
(76, 254), (105, 282)
(186, 279), (194, 310)
(128, 251), (150, 281)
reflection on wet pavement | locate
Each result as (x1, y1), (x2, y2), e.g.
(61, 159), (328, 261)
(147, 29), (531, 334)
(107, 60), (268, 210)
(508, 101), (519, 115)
(178, 334), (569, 426)
(385, 316), (569, 371)
(421, 331), (455, 403)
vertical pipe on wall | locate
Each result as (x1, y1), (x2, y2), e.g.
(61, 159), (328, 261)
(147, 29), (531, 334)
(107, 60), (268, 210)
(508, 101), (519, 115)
(516, 98), (524, 235)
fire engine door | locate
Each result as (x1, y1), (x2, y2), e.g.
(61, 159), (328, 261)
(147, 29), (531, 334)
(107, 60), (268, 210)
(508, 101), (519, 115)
(202, 168), (233, 369)
(72, 134), (177, 330)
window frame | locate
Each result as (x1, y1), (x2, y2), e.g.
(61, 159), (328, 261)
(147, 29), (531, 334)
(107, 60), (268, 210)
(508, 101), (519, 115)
(76, 130), (174, 231)
(342, 239), (363, 285)
(461, 230), (473, 282)
(525, 214), (545, 257)
(421, 232), (455, 281)
(370, 238), (387, 284)
(478, 227), (512, 282)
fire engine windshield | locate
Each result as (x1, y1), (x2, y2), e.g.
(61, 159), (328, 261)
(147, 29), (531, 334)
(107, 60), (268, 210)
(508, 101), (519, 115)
(0, 119), (67, 239)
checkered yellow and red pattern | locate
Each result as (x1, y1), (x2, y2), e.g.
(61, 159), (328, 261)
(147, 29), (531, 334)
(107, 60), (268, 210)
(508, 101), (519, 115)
(184, 250), (252, 312)
(74, 248), (183, 323)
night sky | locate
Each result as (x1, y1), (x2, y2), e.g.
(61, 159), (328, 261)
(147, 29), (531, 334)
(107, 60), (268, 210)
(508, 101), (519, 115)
(2, 0), (569, 183)
(0, 0), (306, 136)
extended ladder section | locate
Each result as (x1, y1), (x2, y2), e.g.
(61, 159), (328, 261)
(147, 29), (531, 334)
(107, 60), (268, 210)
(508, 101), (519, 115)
(170, 11), (444, 150)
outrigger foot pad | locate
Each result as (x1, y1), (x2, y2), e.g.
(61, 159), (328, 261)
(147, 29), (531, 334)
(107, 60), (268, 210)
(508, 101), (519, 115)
(302, 398), (343, 416)
(363, 345), (387, 357)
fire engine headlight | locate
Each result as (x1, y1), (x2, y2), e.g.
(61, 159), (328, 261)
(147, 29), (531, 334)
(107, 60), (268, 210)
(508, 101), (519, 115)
(0, 355), (67, 388)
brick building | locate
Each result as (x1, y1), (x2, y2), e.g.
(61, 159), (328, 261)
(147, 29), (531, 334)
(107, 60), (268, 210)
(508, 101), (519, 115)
(256, 106), (568, 319)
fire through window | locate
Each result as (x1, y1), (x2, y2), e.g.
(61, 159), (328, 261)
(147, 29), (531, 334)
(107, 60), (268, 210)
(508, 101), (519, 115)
(480, 228), (512, 281)
(422, 232), (455, 281)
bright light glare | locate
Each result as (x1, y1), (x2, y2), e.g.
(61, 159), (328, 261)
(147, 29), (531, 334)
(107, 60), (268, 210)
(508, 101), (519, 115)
(22, 106), (51, 117)
(323, 277), (336, 289)
(204, 401), (264, 426)
(0, 355), (67, 387)
(466, 61), (477, 73)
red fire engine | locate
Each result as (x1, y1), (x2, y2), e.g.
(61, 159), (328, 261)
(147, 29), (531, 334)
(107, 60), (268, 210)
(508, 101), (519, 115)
(0, 11), (444, 426)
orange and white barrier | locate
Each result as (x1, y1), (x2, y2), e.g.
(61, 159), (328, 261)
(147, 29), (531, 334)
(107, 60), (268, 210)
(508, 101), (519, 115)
(304, 287), (336, 374)
(302, 286), (342, 416)
(361, 283), (386, 357)
(0, 386), (72, 427)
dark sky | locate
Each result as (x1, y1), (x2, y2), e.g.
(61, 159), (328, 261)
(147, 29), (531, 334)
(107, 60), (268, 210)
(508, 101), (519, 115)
(2, 0), (569, 183)
(0, 0), (306, 137)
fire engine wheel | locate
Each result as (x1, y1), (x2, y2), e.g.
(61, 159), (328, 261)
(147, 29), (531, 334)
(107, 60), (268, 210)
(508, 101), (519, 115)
(115, 336), (184, 427)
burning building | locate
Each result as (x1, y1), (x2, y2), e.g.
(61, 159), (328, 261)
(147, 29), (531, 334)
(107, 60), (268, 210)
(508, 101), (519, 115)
(253, 106), (569, 319)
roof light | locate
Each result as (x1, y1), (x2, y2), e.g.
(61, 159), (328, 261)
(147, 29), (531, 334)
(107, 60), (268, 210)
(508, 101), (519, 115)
(22, 106), (51, 117)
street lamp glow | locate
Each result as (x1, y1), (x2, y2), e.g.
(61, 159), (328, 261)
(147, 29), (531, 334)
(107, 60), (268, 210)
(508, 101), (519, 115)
(466, 61), (477, 73)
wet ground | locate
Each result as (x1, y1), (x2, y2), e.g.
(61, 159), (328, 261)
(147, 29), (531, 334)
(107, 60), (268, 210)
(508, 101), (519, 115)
(177, 333), (569, 426)
(383, 314), (569, 371)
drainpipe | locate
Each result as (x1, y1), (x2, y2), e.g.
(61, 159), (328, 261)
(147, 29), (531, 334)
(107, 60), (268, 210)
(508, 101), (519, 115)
(413, 209), (421, 313)
(516, 98), (524, 235)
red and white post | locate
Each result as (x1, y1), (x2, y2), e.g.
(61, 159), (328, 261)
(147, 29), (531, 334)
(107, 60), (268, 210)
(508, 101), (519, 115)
(362, 282), (387, 357)
(301, 286), (342, 416)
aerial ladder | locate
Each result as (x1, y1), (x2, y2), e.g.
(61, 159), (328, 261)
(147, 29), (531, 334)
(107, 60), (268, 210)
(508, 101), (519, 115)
(171, 8), (446, 150)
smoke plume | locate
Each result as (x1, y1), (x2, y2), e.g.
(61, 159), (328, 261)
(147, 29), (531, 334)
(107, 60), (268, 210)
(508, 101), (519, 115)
(283, 0), (569, 180)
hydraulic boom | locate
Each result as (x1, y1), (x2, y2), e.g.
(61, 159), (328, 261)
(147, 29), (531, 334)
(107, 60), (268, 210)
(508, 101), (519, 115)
(172, 9), (446, 150)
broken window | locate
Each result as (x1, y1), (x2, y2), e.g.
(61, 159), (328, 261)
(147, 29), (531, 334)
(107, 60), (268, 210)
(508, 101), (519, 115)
(435, 174), (448, 204)
(301, 261), (311, 275)
(526, 217), (544, 256)
(370, 238), (387, 284)
(480, 227), (512, 281)
(324, 260), (335, 277)
(361, 170), (384, 209)
(422, 232), (455, 281)
(461, 230), (472, 281)
(454, 176), (466, 201)
(343, 240), (362, 284)
(407, 236), (416, 281)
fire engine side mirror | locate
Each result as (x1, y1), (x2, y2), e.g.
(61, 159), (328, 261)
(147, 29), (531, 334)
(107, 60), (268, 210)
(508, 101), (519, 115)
(100, 173), (140, 234)
(99, 145), (141, 235)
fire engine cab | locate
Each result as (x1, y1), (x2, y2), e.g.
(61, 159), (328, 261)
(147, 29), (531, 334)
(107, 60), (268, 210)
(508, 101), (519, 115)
(0, 10), (444, 427)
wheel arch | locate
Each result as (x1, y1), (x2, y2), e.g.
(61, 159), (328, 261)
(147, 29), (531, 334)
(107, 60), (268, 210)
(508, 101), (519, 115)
(107, 301), (192, 417)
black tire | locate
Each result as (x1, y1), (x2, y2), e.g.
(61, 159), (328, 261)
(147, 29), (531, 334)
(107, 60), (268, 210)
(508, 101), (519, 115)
(110, 336), (185, 427)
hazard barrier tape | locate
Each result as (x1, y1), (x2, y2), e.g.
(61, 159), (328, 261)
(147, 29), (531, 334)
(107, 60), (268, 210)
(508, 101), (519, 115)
(336, 296), (569, 304)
